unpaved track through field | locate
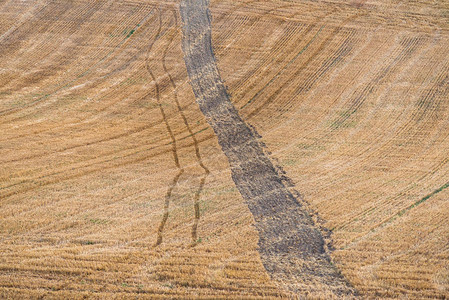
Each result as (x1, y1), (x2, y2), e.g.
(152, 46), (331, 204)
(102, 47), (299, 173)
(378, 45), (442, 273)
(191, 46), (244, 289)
(146, 8), (211, 247)
(180, 0), (357, 297)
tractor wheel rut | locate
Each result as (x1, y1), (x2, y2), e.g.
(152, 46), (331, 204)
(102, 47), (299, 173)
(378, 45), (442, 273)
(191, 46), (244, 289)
(179, 0), (357, 297)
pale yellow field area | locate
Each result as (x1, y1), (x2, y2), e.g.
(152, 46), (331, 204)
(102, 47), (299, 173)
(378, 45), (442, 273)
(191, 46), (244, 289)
(0, 0), (448, 299)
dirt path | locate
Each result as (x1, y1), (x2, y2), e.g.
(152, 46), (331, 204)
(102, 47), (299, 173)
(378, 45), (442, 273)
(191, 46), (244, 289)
(179, 0), (357, 297)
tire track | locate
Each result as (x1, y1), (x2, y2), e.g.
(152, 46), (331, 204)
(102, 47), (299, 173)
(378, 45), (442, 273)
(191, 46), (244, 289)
(162, 9), (210, 245)
(151, 8), (211, 246)
(180, 0), (357, 297)
(144, 8), (184, 246)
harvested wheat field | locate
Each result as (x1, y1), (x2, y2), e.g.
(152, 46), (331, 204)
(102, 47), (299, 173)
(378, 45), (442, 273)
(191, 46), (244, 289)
(1, 0), (448, 298)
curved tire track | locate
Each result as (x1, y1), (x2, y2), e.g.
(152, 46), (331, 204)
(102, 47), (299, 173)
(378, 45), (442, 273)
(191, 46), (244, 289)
(145, 8), (184, 247)
(179, 0), (357, 297)
(162, 9), (210, 245)
(150, 8), (211, 246)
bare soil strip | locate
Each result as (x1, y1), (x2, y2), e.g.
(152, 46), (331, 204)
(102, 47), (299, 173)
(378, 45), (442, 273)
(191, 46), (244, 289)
(179, 0), (357, 297)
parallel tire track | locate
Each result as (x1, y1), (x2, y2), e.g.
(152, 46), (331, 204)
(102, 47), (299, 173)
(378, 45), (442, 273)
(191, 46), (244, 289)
(162, 9), (210, 245)
(144, 8), (184, 246)
(151, 8), (211, 246)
